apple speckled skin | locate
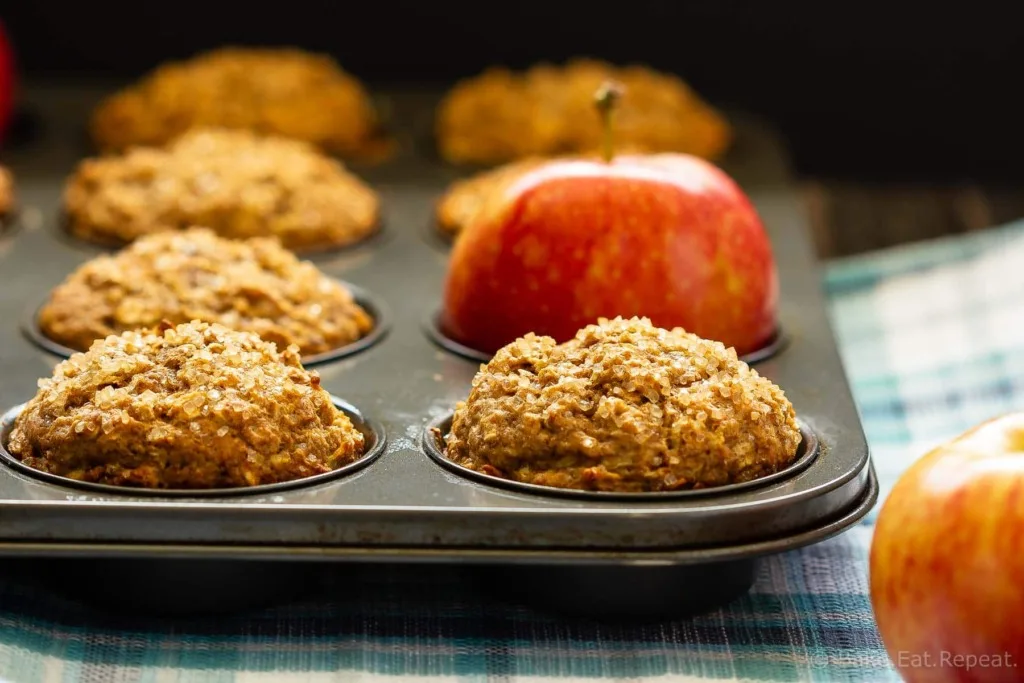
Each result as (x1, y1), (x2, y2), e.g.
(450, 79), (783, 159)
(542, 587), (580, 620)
(440, 153), (778, 356)
(870, 413), (1024, 683)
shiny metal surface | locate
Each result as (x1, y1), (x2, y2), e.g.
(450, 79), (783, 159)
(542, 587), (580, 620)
(0, 83), (874, 561)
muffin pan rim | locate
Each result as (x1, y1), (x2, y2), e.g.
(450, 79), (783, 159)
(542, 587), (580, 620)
(0, 396), (388, 498)
(21, 281), (392, 368)
(423, 307), (790, 367)
(422, 412), (820, 501)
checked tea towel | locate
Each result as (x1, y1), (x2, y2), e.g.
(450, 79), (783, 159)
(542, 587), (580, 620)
(3, 220), (1024, 682)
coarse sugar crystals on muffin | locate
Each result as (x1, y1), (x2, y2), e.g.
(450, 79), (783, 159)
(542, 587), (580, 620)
(6, 320), (366, 489)
(444, 316), (802, 493)
(64, 127), (380, 252)
(37, 227), (374, 357)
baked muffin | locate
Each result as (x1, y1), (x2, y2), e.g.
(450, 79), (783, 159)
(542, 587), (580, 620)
(90, 47), (388, 158)
(436, 58), (732, 166)
(37, 227), (374, 357)
(0, 165), (13, 218)
(443, 316), (801, 493)
(6, 320), (366, 489)
(64, 128), (380, 252)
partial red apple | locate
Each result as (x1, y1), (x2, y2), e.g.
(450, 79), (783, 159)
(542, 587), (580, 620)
(0, 20), (15, 145)
(870, 413), (1024, 682)
(440, 122), (778, 356)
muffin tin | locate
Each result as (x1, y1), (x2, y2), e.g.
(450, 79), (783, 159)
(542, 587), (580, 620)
(0, 83), (877, 618)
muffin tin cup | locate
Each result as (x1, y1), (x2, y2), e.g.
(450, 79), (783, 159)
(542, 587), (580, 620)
(423, 412), (819, 502)
(0, 396), (387, 498)
(21, 282), (391, 368)
(424, 308), (790, 366)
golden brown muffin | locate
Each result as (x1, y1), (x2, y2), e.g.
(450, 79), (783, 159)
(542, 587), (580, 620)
(0, 165), (13, 217)
(38, 228), (374, 357)
(90, 47), (388, 158)
(443, 316), (801, 493)
(436, 58), (732, 166)
(6, 320), (366, 489)
(64, 128), (380, 252)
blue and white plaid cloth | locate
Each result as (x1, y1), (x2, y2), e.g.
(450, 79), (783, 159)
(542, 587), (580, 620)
(4, 220), (1024, 682)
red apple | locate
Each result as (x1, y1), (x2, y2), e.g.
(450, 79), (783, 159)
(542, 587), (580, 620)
(440, 80), (777, 357)
(0, 21), (15, 145)
(870, 413), (1024, 682)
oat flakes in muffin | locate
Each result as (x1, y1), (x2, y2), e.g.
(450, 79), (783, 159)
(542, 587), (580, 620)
(6, 320), (366, 489)
(64, 128), (380, 252)
(436, 58), (732, 166)
(90, 47), (388, 158)
(37, 227), (374, 357)
(443, 316), (801, 493)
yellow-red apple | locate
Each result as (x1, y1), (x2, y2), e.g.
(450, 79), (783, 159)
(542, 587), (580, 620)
(440, 82), (778, 357)
(870, 413), (1024, 682)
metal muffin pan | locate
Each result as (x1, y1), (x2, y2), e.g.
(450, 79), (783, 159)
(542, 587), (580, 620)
(0, 84), (876, 617)
(21, 281), (393, 368)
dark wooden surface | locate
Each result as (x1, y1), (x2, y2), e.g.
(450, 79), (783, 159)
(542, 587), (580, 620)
(801, 182), (1024, 260)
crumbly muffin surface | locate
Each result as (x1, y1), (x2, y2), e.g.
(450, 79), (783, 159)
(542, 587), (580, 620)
(64, 128), (380, 251)
(445, 317), (801, 492)
(7, 320), (365, 489)
(38, 228), (374, 357)
(0, 165), (13, 216)
(90, 47), (384, 156)
(436, 58), (732, 166)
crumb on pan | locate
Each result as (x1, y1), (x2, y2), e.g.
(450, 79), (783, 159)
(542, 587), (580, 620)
(89, 47), (386, 157)
(444, 316), (801, 493)
(37, 227), (374, 357)
(6, 320), (366, 489)
(436, 58), (732, 166)
(64, 127), (380, 252)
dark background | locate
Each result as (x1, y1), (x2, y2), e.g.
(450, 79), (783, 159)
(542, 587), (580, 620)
(1, 1), (1022, 182)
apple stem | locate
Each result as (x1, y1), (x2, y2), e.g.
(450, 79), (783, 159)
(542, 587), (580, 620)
(594, 80), (624, 163)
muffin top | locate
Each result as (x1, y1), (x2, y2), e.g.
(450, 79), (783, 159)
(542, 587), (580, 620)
(436, 58), (732, 166)
(38, 227), (374, 357)
(444, 316), (801, 493)
(90, 47), (385, 157)
(7, 320), (365, 489)
(64, 128), (380, 252)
